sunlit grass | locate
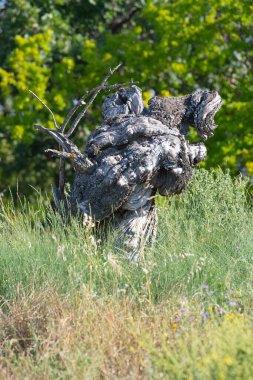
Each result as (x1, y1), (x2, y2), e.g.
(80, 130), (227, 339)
(0, 169), (252, 379)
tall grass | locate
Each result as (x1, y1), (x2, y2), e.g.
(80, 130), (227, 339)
(0, 169), (253, 379)
(0, 169), (252, 303)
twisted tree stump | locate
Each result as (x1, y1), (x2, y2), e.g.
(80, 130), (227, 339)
(32, 66), (222, 260)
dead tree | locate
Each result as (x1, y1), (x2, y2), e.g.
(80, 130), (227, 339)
(32, 65), (222, 260)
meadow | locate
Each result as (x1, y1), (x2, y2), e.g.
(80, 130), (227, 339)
(0, 169), (253, 380)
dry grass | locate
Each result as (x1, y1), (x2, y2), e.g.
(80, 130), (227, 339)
(0, 289), (153, 379)
(1, 288), (253, 379)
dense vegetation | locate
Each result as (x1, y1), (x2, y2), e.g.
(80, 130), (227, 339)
(1, 1), (252, 377)
(0, 170), (253, 378)
(0, 0), (253, 197)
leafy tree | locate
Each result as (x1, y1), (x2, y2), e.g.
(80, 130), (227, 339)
(0, 0), (252, 197)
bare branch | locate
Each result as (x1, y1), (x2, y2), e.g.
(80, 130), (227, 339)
(45, 149), (71, 159)
(35, 124), (94, 175)
(60, 80), (139, 134)
(65, 63), (123, 138)
(58, 156), (65, 198)
(45, 149), (93, 173)
(108, 6), (141, 34)
(104, 81), (139, 91)
(34, 124), (72, 152)
(29, 90), (59, 130)
(52, 186), (69, 217)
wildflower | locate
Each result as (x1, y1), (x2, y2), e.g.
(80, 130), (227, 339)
(226, 314), (234, 319)
(180, 308), (186, 313)
(204, 312), (210, 319)
(201, 284), (209, 289)
(228, 301), (237, 306)
(172, 323), (177, 331)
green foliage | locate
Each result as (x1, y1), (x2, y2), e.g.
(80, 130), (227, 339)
(0, 0), (253, 195)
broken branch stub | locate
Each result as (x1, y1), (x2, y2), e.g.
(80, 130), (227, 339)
(32, 68), (222, 261)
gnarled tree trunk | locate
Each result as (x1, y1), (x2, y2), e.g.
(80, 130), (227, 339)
(32, 65), (222, 261)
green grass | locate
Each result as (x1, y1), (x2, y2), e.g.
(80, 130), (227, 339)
(0, 169), (253, 379)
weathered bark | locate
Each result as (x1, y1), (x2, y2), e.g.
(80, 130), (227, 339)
(148, 91), (222, 140)
(32, 70), (222, 261)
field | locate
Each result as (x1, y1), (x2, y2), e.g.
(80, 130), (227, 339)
(0, 169), (253, 380)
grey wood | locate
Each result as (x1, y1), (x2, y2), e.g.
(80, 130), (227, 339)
(34, 83), (222, 260)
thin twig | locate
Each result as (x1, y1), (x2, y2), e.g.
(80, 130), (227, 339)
(60, 80), (139, 133)
(45, 149), (73, 159)
(65, 63), (123, 138)
(29, 90), (59, 130)
(59, 155), (65, 198)
(34, 124), (68, 148)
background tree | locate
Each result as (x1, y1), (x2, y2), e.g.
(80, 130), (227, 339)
(0, 0), (252, 197)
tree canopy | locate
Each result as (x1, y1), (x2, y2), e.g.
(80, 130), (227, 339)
(0, 0), (252, 196)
